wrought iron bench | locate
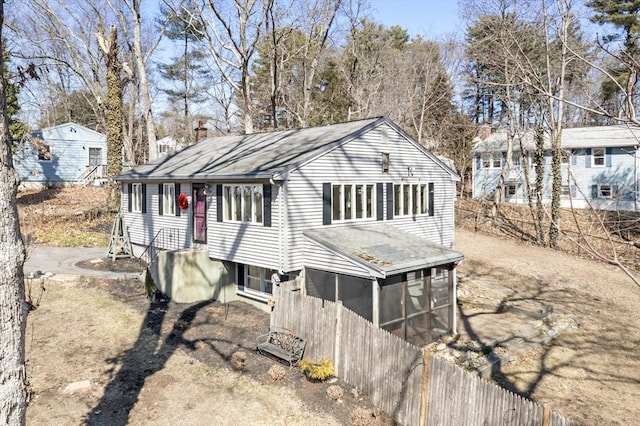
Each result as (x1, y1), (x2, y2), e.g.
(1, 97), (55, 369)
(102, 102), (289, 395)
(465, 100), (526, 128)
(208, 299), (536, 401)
(256, 327), (306, 367)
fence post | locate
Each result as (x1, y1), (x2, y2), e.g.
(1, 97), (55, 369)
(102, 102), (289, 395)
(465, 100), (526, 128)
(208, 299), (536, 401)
(542, 406), (550, 426)
(334, 300), (342, 376)
(419, 349), (431, 425)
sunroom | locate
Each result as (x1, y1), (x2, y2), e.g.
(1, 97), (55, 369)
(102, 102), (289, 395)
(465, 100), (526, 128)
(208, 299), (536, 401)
(302, 223), (463, 347)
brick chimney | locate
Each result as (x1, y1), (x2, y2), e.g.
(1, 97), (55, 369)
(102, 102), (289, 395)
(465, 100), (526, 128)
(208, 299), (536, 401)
(478, 124), (491, 140)
(194, 120), (208, 142)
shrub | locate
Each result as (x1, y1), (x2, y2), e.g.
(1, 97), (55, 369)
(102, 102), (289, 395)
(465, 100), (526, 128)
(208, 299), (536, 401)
(299, 357), (335, 382)
(326, 385), (344, 401)
(268, 364), (286, 381)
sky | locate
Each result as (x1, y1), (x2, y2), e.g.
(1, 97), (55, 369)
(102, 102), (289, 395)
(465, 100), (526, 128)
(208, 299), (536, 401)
(370, 0), (464, 39)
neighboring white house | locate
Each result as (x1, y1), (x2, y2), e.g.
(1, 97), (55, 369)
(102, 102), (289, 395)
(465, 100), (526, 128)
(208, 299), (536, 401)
(13, 122), (107, 189)
(116, 117), (463, 346)
(156, 136), (179, 158)
(472, 125), (640, 211)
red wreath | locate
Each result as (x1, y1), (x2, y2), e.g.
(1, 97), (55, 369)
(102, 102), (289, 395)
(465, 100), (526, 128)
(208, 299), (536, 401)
(178, 193), (189, 210)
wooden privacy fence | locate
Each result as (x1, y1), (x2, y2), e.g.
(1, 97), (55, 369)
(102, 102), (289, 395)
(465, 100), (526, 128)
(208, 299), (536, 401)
(271, 285), (575, 426)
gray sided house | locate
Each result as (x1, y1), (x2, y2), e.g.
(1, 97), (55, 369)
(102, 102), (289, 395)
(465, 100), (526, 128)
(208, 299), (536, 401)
(13, 122), (107, 189)
(472, 125), (640, 211)
(117, 117), (463, 346)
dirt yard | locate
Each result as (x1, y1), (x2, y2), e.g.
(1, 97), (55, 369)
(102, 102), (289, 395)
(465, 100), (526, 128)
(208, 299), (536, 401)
(454, 228), (640, 426)
(24, 274), (391, 425)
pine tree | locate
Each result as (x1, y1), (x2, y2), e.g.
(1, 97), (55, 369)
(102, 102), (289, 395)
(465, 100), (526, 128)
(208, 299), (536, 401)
(587, 0), (640, 119)
(158, 3), (208, 144)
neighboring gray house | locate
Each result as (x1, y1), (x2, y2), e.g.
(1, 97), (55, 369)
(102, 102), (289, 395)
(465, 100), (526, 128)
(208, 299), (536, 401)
(472, 125), (640, 211)
(117, 117), (463, 346)
(13, 122), (107, 188)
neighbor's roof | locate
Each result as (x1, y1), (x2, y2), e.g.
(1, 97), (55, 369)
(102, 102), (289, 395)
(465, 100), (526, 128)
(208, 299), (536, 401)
(116, 117), (459, 182)
(304, 223), (464, 278)
(31, 122), (106, 142)
(473, 124), (640, 153)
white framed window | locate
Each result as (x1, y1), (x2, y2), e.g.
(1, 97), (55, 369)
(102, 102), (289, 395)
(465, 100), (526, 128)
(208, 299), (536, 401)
(561, 185), (570, 197)
(243, 265), (276, 296)
(504, 184), (517, 199)
(393, 183), (431, 216)
(131, 183), (143, 213)
(223, 184), (263, 223)
(332, 184), (375, 222)
(512, 153), (521, 167)
(561, 149), (570, 164)
(592, 148), (605, 167)
(481, 153), (502, 168)
(598, 184), (612, 198)
(162, 183), (175, 216)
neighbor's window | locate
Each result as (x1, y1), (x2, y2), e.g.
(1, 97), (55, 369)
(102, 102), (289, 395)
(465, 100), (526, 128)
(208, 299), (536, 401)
(481, 153), (501, 168)
(561, 149), (570, 164)
(131, 183), (143, 213)
(36, 141), (52, 161)
(561, 185), (570, 197)
(505, 184), (517, 197)
(89, 147), (102, 166)
(332, 184), (375, 222)
(162, 183), (175, 216)
(223, 184), (263, 223)
(598, 184), (612, 198)
(592, 148), (605, 167)
(512, 153), (521, 167)
(493, 153), (502, 168)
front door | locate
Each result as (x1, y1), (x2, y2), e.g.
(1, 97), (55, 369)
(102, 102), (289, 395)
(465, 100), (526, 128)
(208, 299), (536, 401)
(192, 184), (207, 243)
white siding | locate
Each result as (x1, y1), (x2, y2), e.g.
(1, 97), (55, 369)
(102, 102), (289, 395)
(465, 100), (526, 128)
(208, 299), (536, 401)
(303, 238), (374, 278)
(207, 184), (283, 271)
(123, 183), (192, 256)
(286, 123), (457, 271)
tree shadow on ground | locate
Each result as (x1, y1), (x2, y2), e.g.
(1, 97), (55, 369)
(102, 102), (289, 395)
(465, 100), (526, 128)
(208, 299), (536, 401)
(85, 299), (209, 425)
(455, 261), (640, 406)
(17, 187), (62, 205)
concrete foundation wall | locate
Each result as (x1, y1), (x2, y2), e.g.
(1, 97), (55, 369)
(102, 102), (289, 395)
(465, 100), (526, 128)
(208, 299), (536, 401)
(149, 249), (237, 304)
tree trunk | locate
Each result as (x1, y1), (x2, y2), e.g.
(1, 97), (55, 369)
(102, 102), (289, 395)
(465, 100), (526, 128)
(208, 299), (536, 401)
(0, 2), (28, 423)
(132, 0), (157, 161)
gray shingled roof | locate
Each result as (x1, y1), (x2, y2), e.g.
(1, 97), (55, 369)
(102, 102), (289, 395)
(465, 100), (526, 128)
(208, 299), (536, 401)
(473, 124), (640, 153)
(117, 117), (387, 182)
(117, 117), (459, 182)
(304, 223), (464, 278)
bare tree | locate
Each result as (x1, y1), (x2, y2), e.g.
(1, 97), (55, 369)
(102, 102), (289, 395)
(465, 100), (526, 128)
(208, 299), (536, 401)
(195, 0), (273, 134)
(0, 2), (28, 423)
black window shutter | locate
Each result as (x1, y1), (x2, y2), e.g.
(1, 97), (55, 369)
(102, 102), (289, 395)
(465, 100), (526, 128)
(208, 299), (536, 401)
(158, 184), (164, 216)
(586, 148), (592, 168)
(141, 184), (147, 214)
(127, 183), (132, 212)
(376, 183), (384, 221)
(606, 148), (612, 167)
(386, 182), (394, 220)
(175, 183), (181, 216)
(428, 182), (435, 217)
(216, 184), (223, 222)
(592, 184), (598, 199)
(237, 264), (245, 290)
(322, 183), (331, 225)
(475, 155), (480, 170)
(263, 184), (272, 227)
